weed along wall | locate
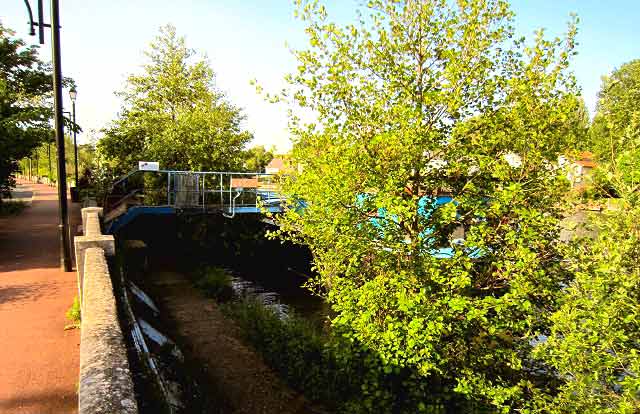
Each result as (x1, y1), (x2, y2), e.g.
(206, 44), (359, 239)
(74, 206), (138, 414)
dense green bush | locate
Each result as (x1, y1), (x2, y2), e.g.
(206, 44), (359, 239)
(536, 203), (640, 413)
(222, 298), (485, 413)
(270, 0), (584, 410)
(195, 266), (234, 300)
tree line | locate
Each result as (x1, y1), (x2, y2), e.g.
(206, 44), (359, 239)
(0, 23), (274, 203)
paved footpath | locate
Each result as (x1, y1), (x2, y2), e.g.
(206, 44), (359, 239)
(0, 180), (80, 414)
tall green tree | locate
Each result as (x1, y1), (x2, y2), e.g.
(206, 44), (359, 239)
(271, 0), (582, 410)
(98, 25), (252, 175)
(590, 60), (640, 164)
(589, 60), (640, 195)
(0, 24), (53, 199)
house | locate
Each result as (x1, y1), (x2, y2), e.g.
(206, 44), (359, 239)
(230, 177), (259, 189)
(265, 157), (285, 174)
(566, 151), (597, 189)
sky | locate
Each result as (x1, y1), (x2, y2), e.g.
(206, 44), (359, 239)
(2, 1), (639, 151)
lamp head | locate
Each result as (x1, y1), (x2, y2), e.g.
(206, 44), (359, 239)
(69, 86), (77, 102)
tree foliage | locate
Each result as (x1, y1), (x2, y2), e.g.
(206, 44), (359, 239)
(536, 60), (640, 414)
(243, 145), (274, 172)
(589, 60), (640, 196)
(590, 60), (640, 164)
(271, 0), (584, 410)
(20, 136), (95, 185)
(0, 24), (53, 198)
(98, 25), (252, 175)
(537, 203), (640, 414)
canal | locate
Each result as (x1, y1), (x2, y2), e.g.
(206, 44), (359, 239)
(117, 212), (328, 413)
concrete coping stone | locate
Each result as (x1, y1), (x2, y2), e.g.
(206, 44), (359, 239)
(82, 207), (103, 234)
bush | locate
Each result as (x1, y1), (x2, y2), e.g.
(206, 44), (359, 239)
(195, 266), (234, 300)
(536, 205), (640, 413)
(222, 297), (478, 413)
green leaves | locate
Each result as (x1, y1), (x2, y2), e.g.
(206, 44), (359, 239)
(537, 205), (640, 413)
(588, 60), (640, 201)
(590, 60), (640, 165)
(243, 145), (274, 173)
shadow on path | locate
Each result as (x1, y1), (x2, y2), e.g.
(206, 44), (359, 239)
(0, 387), (77, 414)
(0, 188), (77, 273)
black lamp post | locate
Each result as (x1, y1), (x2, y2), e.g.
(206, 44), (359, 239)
(52, 0), (72, 271)
(69, 86), (78, 187)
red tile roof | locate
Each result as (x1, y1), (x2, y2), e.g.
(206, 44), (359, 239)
(230, 177), (258, 188)
(266, 157), (284, 170)
(577, 151), (596, 168)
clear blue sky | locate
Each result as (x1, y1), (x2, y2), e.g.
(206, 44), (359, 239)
(2, 1), (639, 151)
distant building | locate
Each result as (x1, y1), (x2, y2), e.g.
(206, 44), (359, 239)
(565, 151), (597, 189)
(265, 157), (285, 174)
(230, 177), (259, 189)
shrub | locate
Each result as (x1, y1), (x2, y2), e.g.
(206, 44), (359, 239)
(222, 297), (480, 413)
(195, 266), (234, 300)
(536, 205), (640, 413)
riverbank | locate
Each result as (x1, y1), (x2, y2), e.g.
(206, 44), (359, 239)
(138, 268), (320, 414)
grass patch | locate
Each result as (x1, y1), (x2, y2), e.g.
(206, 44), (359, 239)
(0, 200), (27, 217)
(194, 266), (234, 300)
(64, 296), (81, 330)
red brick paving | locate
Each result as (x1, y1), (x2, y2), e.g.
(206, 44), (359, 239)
(0, 180), (80, 414)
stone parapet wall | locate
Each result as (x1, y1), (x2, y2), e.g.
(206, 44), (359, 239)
(75, 208), (138, 414)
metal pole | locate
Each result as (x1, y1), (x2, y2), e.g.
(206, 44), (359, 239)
(72, 99), (78, 186)
(37, 0), (45, 44)
(35, 148), (39, 181)
(47, 143), (51, 182)
(50, 0), (72, 272)
(167, 172), (171, 205)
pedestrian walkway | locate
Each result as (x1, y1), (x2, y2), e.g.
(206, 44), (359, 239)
(0, 180), (80, 414)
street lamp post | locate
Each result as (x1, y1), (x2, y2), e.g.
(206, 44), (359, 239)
(51, 0), (72, 271)
(69, 86), (78, 187)
(47, 143), (52, 182)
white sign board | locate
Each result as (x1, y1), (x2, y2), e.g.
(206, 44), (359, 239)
(138, 161), (160, 171)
